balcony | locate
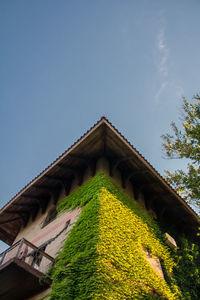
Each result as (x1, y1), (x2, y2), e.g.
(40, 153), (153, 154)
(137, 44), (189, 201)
(0, 238), (54, 300)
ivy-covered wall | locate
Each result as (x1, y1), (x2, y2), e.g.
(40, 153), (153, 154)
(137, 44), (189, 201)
(47, 173), (200, 299)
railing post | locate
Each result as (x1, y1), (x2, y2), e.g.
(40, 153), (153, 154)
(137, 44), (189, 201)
(16, 239), (24, 259)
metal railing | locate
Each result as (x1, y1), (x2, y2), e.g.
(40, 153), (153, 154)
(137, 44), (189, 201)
(0, 238), (54, 274)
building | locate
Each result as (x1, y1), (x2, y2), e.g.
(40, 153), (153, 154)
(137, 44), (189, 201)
(0, 117), (199, 299)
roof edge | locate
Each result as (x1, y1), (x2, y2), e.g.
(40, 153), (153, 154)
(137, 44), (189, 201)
(0, 117), (106, 213)
(1, 116), (199, 224)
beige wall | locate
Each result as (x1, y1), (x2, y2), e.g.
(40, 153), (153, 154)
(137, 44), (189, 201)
(17, 203), (82, 300)
(14, 204), (81, 260)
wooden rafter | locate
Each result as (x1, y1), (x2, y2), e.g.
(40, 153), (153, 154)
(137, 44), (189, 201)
(0, 217), (23, 225)
(3, 209), (30, 215)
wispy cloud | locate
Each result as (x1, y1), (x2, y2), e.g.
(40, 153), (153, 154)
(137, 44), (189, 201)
(157, 26), (169, 77)
(154, 14), (170, 103)
(154, 12), (184, 104)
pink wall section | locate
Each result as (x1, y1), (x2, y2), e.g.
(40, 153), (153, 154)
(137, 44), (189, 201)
(31, 208), (81, 245)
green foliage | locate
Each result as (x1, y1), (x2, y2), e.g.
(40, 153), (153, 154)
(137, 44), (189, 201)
(48, 173), (200, 299)
(171, 237), (200, 299)
(162, 95), (200, 208)
(57, 173), (163, 240)
(95, 187), (178, 299)
(49, 197), (100, 300)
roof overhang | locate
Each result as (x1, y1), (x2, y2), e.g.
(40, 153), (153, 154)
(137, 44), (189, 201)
(0, 117), (199, 245)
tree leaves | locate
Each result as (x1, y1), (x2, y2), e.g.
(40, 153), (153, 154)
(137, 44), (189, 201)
(162, 95), (200, 209)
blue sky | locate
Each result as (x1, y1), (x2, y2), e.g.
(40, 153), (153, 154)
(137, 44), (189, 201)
(0, 1), (199, 251)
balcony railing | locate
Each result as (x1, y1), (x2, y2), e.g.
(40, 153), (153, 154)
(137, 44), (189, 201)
(0, 238), (54, 274)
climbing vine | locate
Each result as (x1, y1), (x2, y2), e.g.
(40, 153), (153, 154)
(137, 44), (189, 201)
(171, 237), (200, 299)
(47, 173), (199, 299)
(95, 187), (179, 299)
(48, 197), (100, 300)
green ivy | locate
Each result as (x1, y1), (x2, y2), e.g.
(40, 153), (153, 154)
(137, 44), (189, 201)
(157, 215), (200, 299)
(47, 173), (200, 299)
(49, 197), (100, 300)
(171, 237), (200, 299)
(57, 173), (162, 240)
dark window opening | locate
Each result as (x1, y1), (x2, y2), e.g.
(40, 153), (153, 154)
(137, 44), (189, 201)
(65, 219), (70, 229)
(41, 207), (57, 228)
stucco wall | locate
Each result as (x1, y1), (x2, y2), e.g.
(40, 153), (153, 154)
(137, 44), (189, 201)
(15, 203), (82, 300)
(14, 204), (81, 259)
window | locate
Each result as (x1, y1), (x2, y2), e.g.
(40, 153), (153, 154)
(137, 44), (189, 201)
(65, 219), (70, 229)
(41, 207), (57, 228)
